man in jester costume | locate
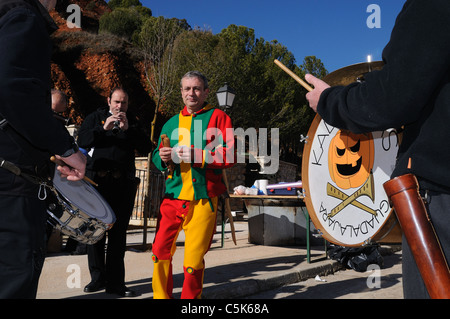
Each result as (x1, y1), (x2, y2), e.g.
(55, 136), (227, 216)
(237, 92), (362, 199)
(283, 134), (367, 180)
(151, 71), (235, 299)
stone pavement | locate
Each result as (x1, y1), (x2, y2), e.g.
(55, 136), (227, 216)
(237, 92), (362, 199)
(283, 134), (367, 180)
(246, 249), (403, 299)
(37, 219), (403, 299)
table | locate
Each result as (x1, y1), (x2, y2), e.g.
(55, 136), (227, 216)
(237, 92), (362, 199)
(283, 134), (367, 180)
(229, 194), (323, 263)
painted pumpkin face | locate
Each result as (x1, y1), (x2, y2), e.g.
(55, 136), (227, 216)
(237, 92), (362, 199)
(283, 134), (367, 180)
(328, 130), (374, 189)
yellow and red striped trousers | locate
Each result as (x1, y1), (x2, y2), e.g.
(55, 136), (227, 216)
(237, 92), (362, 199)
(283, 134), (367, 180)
(151, 196), (218, 299)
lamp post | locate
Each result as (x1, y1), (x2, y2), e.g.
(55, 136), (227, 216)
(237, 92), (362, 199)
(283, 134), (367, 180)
(216, 83), (236, 109)
(216, 83), (236, 247)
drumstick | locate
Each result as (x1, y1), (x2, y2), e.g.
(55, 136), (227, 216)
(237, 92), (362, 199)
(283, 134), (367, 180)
(50, 156), (98, 187)
(274, 59), (313, 92)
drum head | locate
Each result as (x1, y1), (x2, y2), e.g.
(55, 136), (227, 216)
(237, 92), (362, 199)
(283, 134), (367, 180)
(52, 170), (116, 224)
(302, 115), (400, 246)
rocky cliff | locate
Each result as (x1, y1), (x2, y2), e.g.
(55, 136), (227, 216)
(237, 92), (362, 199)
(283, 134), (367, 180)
(50, 0), (155, 133)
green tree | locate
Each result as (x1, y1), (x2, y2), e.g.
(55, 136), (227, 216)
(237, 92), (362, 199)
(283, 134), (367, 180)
(301, 56), (328, 79)
(127, 6), (328, 161)
(108, 0), (152, 16)
(99, 0), (151, 41)
(165, 24), (326, 152)
(99, 7), (144, 40)
(165, 29), (221, 114)
(215, 25), (266, 127)
(136, 16), (190, 142)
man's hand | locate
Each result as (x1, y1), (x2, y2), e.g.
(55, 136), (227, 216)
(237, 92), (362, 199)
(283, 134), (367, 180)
(55, 151), (87, 181)
(159, 146), (173, 163)
(160, 145), (194, 164)
(305, 74), (330, 112)
(175, 146), (193, 163)
(103, 112), (129, 131)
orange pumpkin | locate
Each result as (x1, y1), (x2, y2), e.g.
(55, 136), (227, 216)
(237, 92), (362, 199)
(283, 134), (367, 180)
(328, 130), (374, 189)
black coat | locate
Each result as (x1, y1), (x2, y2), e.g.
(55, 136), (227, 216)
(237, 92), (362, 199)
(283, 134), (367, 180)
(77, 107), (152, 181)
(317, 0), (450, 192)
(0, 0), (74, 196)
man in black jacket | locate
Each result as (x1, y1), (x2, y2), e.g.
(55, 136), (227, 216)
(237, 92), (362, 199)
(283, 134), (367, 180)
(306, 0), (450, 298)
(77, 87), (152, 297)
(0, 0), (86, 298)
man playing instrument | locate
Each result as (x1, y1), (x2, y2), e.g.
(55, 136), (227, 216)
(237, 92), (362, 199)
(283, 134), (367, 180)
(305, 0), (450, 298)
(77, 87), (152, 297)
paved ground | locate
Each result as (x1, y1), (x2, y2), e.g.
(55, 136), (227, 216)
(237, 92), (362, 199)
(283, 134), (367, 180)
(37, 219), (403, 300)
(246, 250), (403, 299)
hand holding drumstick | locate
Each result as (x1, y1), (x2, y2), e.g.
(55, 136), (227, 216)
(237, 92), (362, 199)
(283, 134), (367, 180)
(304, 74), (330, 112)
(51, 154), (92, 185)
(273, 59), (330, 112)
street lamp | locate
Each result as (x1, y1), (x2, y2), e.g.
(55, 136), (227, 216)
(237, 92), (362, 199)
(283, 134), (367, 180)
(216, 83), (236, 109)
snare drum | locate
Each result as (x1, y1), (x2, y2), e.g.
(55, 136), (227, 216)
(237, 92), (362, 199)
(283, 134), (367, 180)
(46, 170), (116, 245)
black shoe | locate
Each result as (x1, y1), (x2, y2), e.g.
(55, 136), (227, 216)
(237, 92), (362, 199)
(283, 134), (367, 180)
(83, 281), (105, 293)
(105, 285), (137, 297)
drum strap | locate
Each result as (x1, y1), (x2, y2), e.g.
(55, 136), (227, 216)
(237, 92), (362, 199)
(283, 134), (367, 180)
(0, 157), (21, 176)
(0, 156), (46, 186)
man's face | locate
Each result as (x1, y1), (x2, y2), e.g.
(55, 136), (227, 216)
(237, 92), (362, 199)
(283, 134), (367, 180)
(108, 90), (128, 115)
(181, 76), (209, 112)
(52, 93), (66, 113)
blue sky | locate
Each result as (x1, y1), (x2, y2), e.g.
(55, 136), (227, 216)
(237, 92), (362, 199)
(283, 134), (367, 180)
(141, 0), (406, 73)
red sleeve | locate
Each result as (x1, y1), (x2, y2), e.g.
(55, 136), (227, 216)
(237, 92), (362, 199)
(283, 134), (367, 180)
(192, 109), (235, 169)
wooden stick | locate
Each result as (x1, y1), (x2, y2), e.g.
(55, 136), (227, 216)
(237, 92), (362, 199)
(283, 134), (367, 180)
(222, 169), (237, 245)
(161, 134), (174, 178)
(274, 59), (313, 92)
(50, 156), (98, 187)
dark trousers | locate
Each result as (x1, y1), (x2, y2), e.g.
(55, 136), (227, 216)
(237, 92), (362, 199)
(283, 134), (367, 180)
(87, 177), (137, 288)
(0, 195), (47, 298)
(402, 190), (450, 299)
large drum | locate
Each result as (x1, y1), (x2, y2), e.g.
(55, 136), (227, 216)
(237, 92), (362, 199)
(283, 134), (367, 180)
(46, 169), (116, 245)
(302, 62), (402, 247)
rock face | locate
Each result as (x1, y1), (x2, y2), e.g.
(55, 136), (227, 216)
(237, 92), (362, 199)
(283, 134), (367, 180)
(49, 0), (155, 133)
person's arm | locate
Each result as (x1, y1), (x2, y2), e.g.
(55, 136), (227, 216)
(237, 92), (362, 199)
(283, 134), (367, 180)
(0, 5), (85, 180)
(0, 6), (73, 155)
(191, 109), (235, 170)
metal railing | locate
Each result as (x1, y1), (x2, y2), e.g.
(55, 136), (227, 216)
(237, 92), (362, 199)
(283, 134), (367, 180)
(131, 168), (165, 226)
